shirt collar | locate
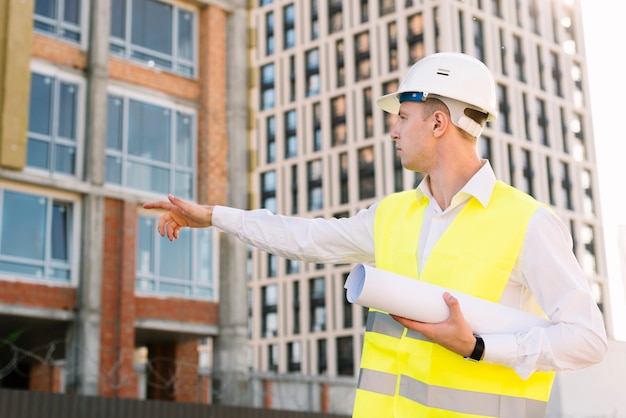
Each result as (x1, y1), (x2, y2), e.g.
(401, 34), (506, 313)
(415, 160), (497, 209)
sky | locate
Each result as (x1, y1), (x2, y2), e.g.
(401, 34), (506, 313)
(580, 0), (626, 340)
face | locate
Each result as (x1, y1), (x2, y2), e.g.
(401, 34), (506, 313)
(389, 101), (437, 173)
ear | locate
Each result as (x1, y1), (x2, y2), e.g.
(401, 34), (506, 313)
(432, 110), (449, 137)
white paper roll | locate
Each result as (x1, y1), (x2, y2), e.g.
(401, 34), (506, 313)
(344, 263), (550, 335)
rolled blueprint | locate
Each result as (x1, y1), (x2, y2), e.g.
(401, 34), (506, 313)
(344, 263), (550, 335)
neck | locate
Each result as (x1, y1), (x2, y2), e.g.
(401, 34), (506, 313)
(428, 155), (483, 211)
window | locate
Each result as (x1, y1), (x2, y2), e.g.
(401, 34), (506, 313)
(306, 49), (320, 97)
(292, 280), (301, 334)
(545, 156), (555, 205)
(312, 102), (322, 152)
(289, 55), (296, 102)
(110, 0), (196, 77)
(473, 17), (485, 63)
(0, 189), (74, 283)
(260, 63), (276, 110)
(407, 13), (424, 64)
(336, 336), (353, 376)
(261, 170), (277, 213)
(339, 152), (349, 204)
(581, 169), (595, 218)
(581, 224), (597, 275)
(267, 253), (278, 277)
(105, 95), (195, 199)
(363, 87), (373, 138)
(560, 161), (573, 210)
(34, 0), (82, 43)
(513, 35), (525, 82)
(360, 0), (368, 23)
(265, 11), (275, 55)
(328, 0), (343, 34)
(307, 160), (323, 211)
(283, 4), (295, 49)
(290, 164), (298, 214)
(387, 22), (398, 72)
(287, 341), (301, 372)
(498, 28), (507, 76)
(382, 80), (398, 132)
(379, 0), (394, 15)
(266, 116), (276, 163)
(479, 136), (492, 161)
(331, 95), (347, 146)
(27, 72), (81, 176)
(536, 98), (549, 146)
(358, 147), (376, 200)
(136, 216), (215, 299)
(262, 285), (279, 338)
(536, 45), (545, 91)
(355, 32), (371, 81)
(522, 93), (531, 141)
(310, 0), (319, 40)
(268, 343), (279, 372)
(571, 113), (586, 161)
(335, 40), (346, 88)
(284, 109), (298, 158)
(550, 51), (563, 97)
(497, 84), (511, 133)
(309, 277), (326, 332)
(317, 339), (327, 374)
(507, 144), (515, 187)
(521, 149), (534, 197)
(342, 273), (352, 328)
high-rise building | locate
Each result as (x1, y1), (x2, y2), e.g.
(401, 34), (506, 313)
(0, 0), (249, 404)
(247, 0), (610, 414)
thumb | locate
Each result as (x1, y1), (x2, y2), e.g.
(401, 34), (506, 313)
(443, 292), (462, 318)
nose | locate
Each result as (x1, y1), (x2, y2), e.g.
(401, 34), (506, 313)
(389, 123), (399, 141)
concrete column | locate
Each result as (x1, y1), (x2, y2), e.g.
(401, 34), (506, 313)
(67, 0), (110, 396)
(0, 0), (33, 169)
(212, 0), (251, 407)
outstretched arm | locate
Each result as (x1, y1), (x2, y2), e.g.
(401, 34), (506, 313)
(143, 194), (213, 241)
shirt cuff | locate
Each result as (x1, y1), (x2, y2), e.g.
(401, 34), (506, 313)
(481, 333), (518, 369)
(212, 205), (244, 234)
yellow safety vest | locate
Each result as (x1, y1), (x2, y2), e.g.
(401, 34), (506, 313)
(353, 181), (555, 418)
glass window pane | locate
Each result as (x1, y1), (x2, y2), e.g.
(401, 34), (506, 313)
(127, 161), (169, 194)
(176, 113), (192, 166)
(27, 139), (50, 170)
(111, 0), (126, 38)
(63, 0), (81, 24)
(128, 100), (170, 162)
(35, 0), (56, 18)
(29, 74), (53, 135)
(106, 155), (122, 184)
(107, 96), (124, 150)
(51, 202), (69, 261)
(0, 261), (44, 277)
(1, 192), (47, 260)
(54, 144), (76, 174)
(58, 82), (77, 139)
(159, 229), (191, 279)
(137, 217), (154, 274)
(131, 0), (173, 54)
(178, 10), (193, 60)
(174, 171), (192, 199)
(195, 228), (212, 283)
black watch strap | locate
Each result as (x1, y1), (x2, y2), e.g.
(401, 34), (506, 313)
(465, 334), (485, 361)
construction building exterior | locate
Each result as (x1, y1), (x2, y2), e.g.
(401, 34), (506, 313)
(0, 0), (621, 416)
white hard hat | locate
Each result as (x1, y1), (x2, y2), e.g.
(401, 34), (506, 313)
(376, 52), (498, 137)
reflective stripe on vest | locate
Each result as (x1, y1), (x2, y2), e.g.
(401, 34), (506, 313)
(353, 181), (555, 417)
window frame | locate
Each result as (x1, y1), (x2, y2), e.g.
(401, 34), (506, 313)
(33, 0), (88, 46)
(109, 0), (198, 78)
(105, 86), (197, 200)
(26, 62), (86, 179)
(135, 211), (218, 301)
(0, 183), (80, 286)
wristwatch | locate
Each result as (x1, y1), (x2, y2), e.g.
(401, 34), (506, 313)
(465, 334), (485, 361)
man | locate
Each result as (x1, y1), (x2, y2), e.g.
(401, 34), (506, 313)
(144, 52), (607, 417)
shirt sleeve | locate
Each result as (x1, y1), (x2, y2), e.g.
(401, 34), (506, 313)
(211, 205), (378, 265)
(482, 206), (608, 378)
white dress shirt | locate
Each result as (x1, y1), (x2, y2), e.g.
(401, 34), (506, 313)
(212, 161), (607, 379)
